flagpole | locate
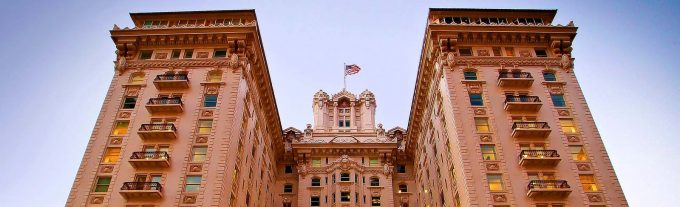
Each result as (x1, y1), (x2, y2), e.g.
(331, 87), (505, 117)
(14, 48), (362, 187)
(343, 62), (346, 90)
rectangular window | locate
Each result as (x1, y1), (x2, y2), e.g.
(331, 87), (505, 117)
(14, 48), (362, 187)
(396, 165), (406, 173)
(535, 48), (548, 57)
(469, 93), (484, 106)
(543, 72), (557, 81)
(111, 121), (129, 135)
(284, 184), (293, 193)
(371, 196), (381, 206)
(481, 145), (497, 160)
(102, 148), (121, 164)
(191, 146), (208, 162)
(569, 145), (589, 161)
(213, 49), (227, 58)
(487, 174), (504, 191)
(492, 47), (502, 56)
(184, 175), (202, 192)
(475, 118), (490, 133)
(459, 48), (472, 56)
(284, 165), (293, 174)
(121, 97), (137, 109)
(311, 197), (320, 206)
(463, 71), (477, 80)
(139, 50), (153, 60)
(369, 158), (379, 167)
(203, 95), (218, 107)
(312, 178), (321, 186)
(551, 94), (566, 107)
(93, 177), (111, 192)
(504, 47), (515, 57)
(184, 49), (194, 59)
(197, 120), (213, 134)
(560, 119), (578, 133)
(580, 175), (599, 192)
(312, 159), (322, 167)
(171, 49), (181, 59)
(341, 192), (351, 202)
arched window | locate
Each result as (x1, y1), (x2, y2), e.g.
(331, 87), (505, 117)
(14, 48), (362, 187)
(340, 173), (350, 182)
(398, 184), (408, 192)
(207, 70), (222, 82)
(129, 72), (145, 84)
(311, 177), (321, 186)
(370, 177), (380, 186)
(283, 183), (293, 193)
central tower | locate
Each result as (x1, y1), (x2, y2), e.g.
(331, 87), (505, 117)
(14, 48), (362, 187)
(312, 89), (377, 133)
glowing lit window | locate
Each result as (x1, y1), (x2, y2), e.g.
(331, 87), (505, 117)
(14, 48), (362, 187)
(197, 120), (213, 134)
(129, 72), (145, 84)
(560, 119), (578, 133)
(191, 146), (207, 162)
(102, 148), (120, 164)
(481, 145), (497, 160)
(569, 145), (588, 161)
(111, 121), (129, 135)
(184, 175), (202, 192)
(208, 70), (222, 82)
(487, 174), (504, 191)
(579, 175), (599, 192)
(475, 118), (490, 133)
(93, 177), (111, 192)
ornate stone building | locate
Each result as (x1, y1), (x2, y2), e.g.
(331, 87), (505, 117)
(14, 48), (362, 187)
(67, 8), (628, 207)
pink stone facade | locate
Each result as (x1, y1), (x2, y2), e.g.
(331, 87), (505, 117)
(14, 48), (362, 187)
(67, 8), (627, 207)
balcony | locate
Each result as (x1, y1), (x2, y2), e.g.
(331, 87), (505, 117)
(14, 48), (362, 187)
(137, 124), (177, 140)
(129, 151), (170, 168)
(512, 122), (551, 138)
(145, 97), (183, 114)
(504, 96), (542, 112)
(527, 180), (571, 198)
(498, 72), (534, 87)
(519, 150), (560, 167)
(153, 74), (189, 90)
(120, 182), (163, 199)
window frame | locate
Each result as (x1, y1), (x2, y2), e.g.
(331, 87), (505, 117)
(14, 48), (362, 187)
(459, 47), (473, 56)
(551, 94), (567, 107)
(369, 177), (380, 186)
(560, 118), (578, 134)
(93, 177), (111, 192)
(463, 71), (478, 80)
(197, 120), (213, 134)
(474, 117), (491, 133)
(579, 174), (599, 192)
(213, 48), (227, 58)
(283, 184), (293, 193)
(543, 72), (557, 81)
(203, 95), (218, 108)
(311, 177), (321, 186)
(191, 146), (208, 162)
(487, 174), (504, 191)
(111, 121), (130, 135)
(102, 147), (121, 164)
(469, 93), (484, 106)
(184, 175), (202, 192)
(139, 50), (153, 60)
(480, 144), (497, 160)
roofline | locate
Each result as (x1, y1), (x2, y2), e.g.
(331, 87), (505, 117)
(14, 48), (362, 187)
(429, 8), (557, 13)
(129, 9), (255, 16)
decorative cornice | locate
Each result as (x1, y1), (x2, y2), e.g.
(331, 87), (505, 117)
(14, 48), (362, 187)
(452, 57), (565, 67)
(120, 55), (246, 69)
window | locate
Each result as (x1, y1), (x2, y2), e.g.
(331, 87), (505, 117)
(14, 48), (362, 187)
(369, 158), (379, 167)
(469, 93), (484, 106)
(505, 47), (515, 57)
(112, 121), (129, 135)
(492, 47), (502, 56)
(487, 174), (504, 191)
(463, 71), (477, 80)
(481, 145), (497, 160)
(93, 177), (111, 192)
(569, 145), (589, 161)
(311, 177), (321, 186)
(208, 70), (222, 82)
(184, 175), (202, 192)
(340, 173), (350, 182)
(560, 119), (577, 133)
(312, 159), (321, 167)
(551, 94), (566, 107)
(396, 165), (406, 173)
(197, 120), (213, 134)
(139, 50), (153, 60)
(191, 146), (208, 162)
(102, 148), (121, 164)
(121, 97), (137, 109)
(284, 165), (293, 174)
(184, 49), (194, 59)
(580, 175), (599, 192)
(370, 177), (380, 186)
(399, 184), (408, 192)
(535, 48), (548, 57)
(543, 72), (557, 81)
(341, 192), (351, 202)
(474, 118), (490, 133)
(171, 49), (181, 59)
(440, 17), (470, 24)
(459, 47), (472, 56)
(371, 196), (381, 206)
(203, 95), (218, 107)
(129, 72), (145, 84)
(338, 107), (351, 128)
(213, 49), (227, 58)
(283, 184), (293, 193)
(311, 196), (320, 206)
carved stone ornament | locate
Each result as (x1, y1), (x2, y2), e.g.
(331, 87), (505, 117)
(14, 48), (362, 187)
(480, 135), (492, 142)
(466, 83), (483, 94)
(196, 136), (208, 143)
(201, 110), (214, 117)
(485, 163), (500, 171)
(190, 164), (203, 172)
(587, 194), (603, 202)
(110, 137), (122, 145)
(125, 87), (140, 96)
(558, 109), (570, 116)
(304, 124), (313, 137)
(519, 50), (532, 57)
(383, 163), (394, 176)
(492, 194), (507, 202)
(183, 195), (197, 204)
(297, 161), (307, 177)
(577, 163), (592, 171)
(196, 52), (209, 58)
(155, 53), (168, 59)
(567, 135), (580, 142)
(205, 85), (219, 94)
(377, 123), (386, 137)
(118, 111), (131, 119)
(561, 54), (573, 71)
(549, 86), (564, 95)
(100, 165), (114, 173)
(477, 50), (490, 57)
(445, 52), (456, 67)
(114, 50), (127, 72)
(90, 196), (104, 204)
(474, 108), (486, 115)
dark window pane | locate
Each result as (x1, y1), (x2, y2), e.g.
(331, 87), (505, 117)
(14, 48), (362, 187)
(139, 50), (153, 60)
(122, 97), (137, 109)
(459, 48), (472, 56)
(543, 72), (557, 81)
(470, 94), (484, 106)
(204, 95), (218, 107)
(551, 95), (567, 107)
(464, 71), (477, 80)
(184, 49), (194, 58)
(214, 49), (227, 58)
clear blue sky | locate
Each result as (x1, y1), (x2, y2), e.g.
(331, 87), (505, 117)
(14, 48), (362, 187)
(0, 0), (677, 206)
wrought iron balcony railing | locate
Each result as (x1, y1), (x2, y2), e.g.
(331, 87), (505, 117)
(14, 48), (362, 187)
(139, 123), (176, 132)
(499, 72), (533, 79)
(121, 182), (163, 192)
(527, 180), (570, 190)
(147, 97), (182, 105)
(512, 122), (550, 129)
(130, 151), (170, 160)
(519, 150), (560, 159)
(155, 74), (188, 81)
(505, 96), (541, 103)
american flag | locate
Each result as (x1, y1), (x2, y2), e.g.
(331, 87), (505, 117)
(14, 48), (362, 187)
(345, 64), (361, 76)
